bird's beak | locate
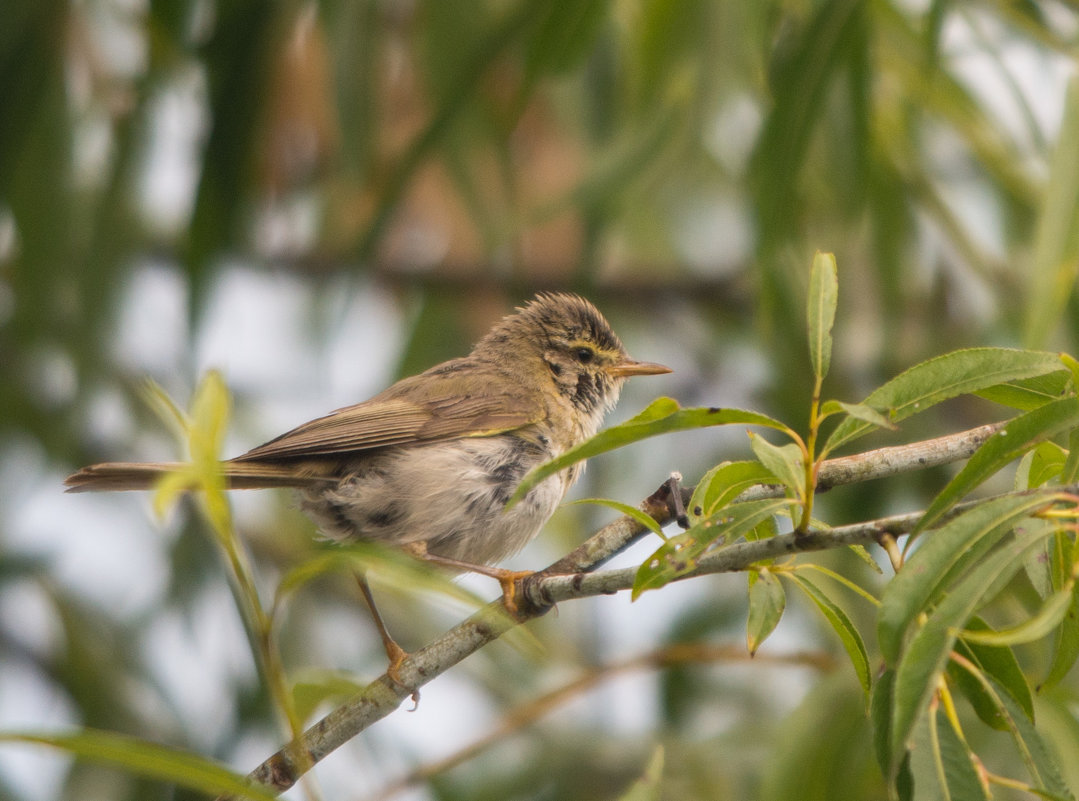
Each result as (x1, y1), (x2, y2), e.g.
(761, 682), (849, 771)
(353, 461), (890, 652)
(608, 359), (672, 378)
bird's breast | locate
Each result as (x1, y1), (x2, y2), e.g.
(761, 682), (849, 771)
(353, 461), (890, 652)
(298, 432), (571, 566)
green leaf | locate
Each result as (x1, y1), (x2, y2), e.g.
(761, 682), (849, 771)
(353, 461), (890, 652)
(878, 493), (1053, 665)
(291, 671), (367, 723)
(1025, 77), (1079, 349)
(632, 498), (789, 599)
(1044, 572), (1079, 689)
(748, 433), (806, 500)
(798, 563), (880, 607)
(960, 582), (1075, 647)
(786, 572), (872, 697)
(0, 729), (277, 800)
(916, 398), (1079, 532)
(808, 251), (838, 381)
(1022, 518), (1058, 599)
(510, 398), (794, 505)
(889, 528), (1057, 780)
(823, 400), (898, 432)
(848, 542), (885, 575)
(151, 467), (196, 521)
(1064, 427), (1079, 484)
(687, 460), (778, 521)
(1023, 441), (1069, 489)
(824, 348), (1066, 453)
(950, 616), (1034, 729)
(524, 0), (608, 79)
(975, 370), (1073, 411)
(952, 667), (1073, 799)
(1062, 352), (1079, 389)
(616, 744), (665, 801)
(568, 498), (666, 538)
(909, 704), (989, 801)
(273, 543), (487, 616)
(746, 569), (786, 655)
(140, 377), (189, 440)
(871, 667), (898, 783)
(190, 369), (230, 459)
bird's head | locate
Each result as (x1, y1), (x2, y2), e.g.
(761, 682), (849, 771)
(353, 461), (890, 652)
(475, 293), (671, 423)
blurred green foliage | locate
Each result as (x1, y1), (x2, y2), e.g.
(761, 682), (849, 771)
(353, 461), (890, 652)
(2, 1), (1079, 799)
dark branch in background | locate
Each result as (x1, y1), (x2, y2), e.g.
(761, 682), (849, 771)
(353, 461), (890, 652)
(138, 247), (757, 312)
(226, 421), (1009, 798)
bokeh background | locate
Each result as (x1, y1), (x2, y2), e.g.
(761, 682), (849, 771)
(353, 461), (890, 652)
(3, 2), (1079, 800)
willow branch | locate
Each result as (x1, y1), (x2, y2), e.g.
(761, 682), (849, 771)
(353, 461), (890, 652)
(366, 644), (836, 801)
(230, 421), (1013, 797)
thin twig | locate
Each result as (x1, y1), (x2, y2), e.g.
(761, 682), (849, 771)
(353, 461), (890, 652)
(366, 644), (836, 801)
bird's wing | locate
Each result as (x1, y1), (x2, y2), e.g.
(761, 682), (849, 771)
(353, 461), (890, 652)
(231, 371), (543, 463)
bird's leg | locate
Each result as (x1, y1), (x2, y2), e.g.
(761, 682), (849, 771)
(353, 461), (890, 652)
(401, 542), (533, 617)
(353, 572), (414, 697)
(665, 471), (691, 529)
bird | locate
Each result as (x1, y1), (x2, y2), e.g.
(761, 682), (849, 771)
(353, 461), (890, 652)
(65, 292), (670, 667)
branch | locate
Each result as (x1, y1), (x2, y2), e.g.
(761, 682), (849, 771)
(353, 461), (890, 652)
(366, 644), (836, 801)
(229, 421), (1010, 797)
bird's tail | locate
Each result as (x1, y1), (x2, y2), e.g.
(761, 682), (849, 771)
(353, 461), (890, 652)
(64, 461), (330, 493)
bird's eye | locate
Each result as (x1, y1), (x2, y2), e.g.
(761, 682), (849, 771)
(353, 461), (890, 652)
(575, 347), (595, 363)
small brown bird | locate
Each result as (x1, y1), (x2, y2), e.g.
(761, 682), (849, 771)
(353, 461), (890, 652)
(66, 293), (669, 661)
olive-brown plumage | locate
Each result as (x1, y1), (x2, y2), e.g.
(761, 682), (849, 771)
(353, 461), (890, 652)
(66, 293), (670, 570)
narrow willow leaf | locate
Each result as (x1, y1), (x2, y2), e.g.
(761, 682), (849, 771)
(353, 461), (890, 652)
(872, 667), (898, 782)
(1026, 441), (1069, 489)
(745, 514), (778, 544)
(292, 671), (367, 723)
(849, 543), (884, 574)
(954, 668), (1073, 799)
(190, 369), (231, 461)
(568, 498), (666, 538)
(798, 563), (880, 607)
(151, 468), (196, 521)
(617, 744), (665, 801)
(1064, 428), (1079, 483)
(808, 251), (838, 381)
(1021, 518), (1057, 600)
(878, 493), (1052, 665)
(909, 706), (989, 801)
(684, 497), (793, 550)
(1044, 577), (1079, 689)
(907, 712), (947, 801)
(746, 569), (786, 655)
(748, 433), (805, 500)
(1025, 78), (1079, 350)
(510, 399), (794, 505)
(524, 0), (607, 79)
(786, 573), (872, 696)
(890, 530), (1056, 778)
(817, 399), (845, 420)
(688, 460), (778, 522)
(633, 536), (696, 598)
(1062, 353), (1079, 388)
(826, 400), (898, 433)
(632, 499), (788, 599)
(975, 371), (1073, 411)
(916, 398), (1079, 532)
(824, 348), (1065, 453)
(960, 582), (1075, 647)
(950, 617), (1034, 729)
(274, 544), (486, 616)
(140, 378), (189, 440)
(0, 730), (278, 800)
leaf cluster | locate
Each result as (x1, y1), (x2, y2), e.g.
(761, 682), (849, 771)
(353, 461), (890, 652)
(537, 252), (1079, 799)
